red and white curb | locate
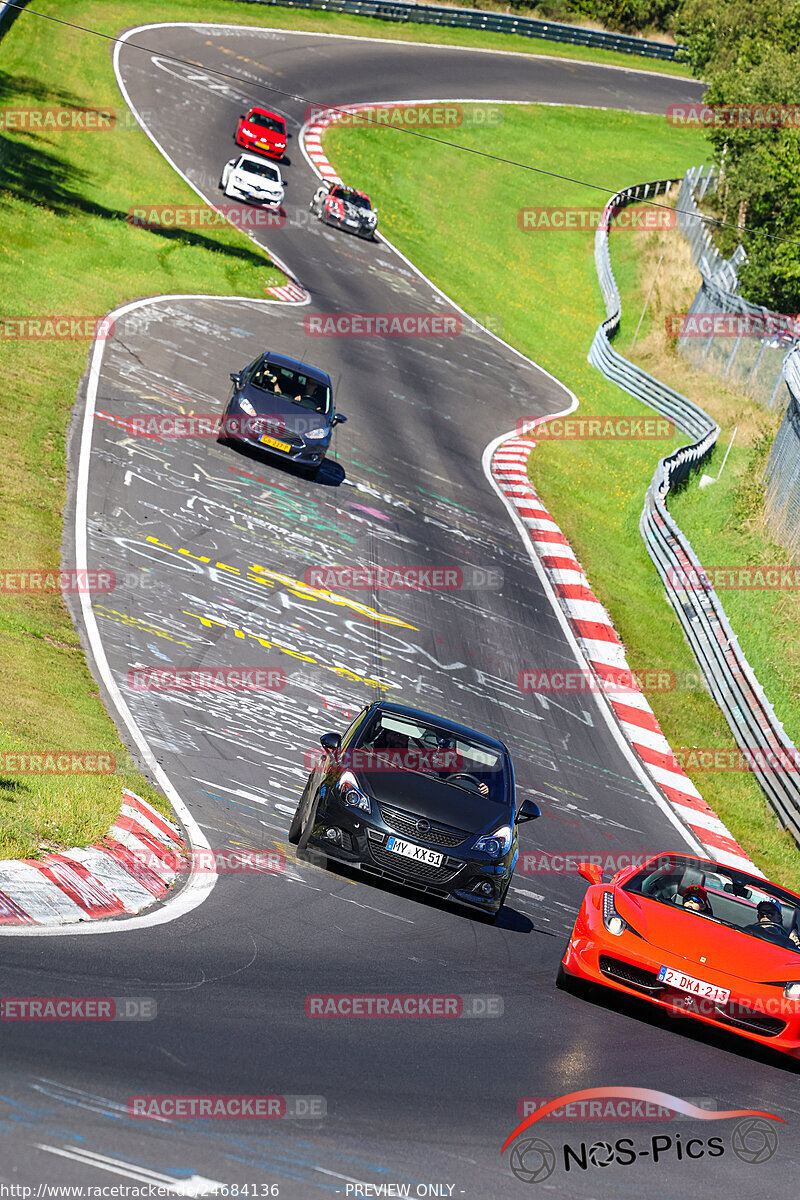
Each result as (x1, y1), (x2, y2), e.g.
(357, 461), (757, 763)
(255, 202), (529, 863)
(266, 279), (307, 303)
(491, 436), (759, 875)
(0, 790), (185, 926)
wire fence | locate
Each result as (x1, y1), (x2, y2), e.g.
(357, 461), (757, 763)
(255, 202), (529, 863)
(764, 347), (800, 561)
(589, 178), (800, 848)
(227, 0), (685, 59)
(675, 166), (797, 412)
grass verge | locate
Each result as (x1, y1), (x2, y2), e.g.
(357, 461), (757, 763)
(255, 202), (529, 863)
(0, 2), (292, 857)
(323, 103), (800, 889)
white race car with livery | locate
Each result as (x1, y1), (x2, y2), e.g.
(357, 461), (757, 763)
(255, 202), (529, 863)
(310, 181), (378, 239)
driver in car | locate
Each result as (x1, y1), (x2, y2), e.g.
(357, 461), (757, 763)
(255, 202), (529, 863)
(743, 900), (800, 948)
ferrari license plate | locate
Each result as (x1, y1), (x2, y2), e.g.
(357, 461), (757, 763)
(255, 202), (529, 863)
(259, 434), (291, 452)
(658, 966), (729, 1003)
(385, 836), (442, 867)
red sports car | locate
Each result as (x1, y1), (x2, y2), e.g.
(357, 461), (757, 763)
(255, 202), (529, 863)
(559, 852), (800, 1058)
(235, 107), (287, 160)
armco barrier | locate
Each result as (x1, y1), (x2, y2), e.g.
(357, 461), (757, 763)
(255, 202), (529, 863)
(226, 0), (685, 60)
(588, 181), (800, 846)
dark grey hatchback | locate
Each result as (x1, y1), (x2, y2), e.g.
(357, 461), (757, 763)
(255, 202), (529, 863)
(288, 700), (541, 920)
(219, 350), (346, 475)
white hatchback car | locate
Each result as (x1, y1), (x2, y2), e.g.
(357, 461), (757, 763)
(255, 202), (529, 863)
(219, 154), (284, 207)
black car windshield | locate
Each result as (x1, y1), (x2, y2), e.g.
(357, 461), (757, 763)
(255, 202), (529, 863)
(625, 855), (800, 951)
(354, 712), (506, 801)
(248, 112), (285, 133)
(239, 159), (280, 181)
(248, 362), (331, 414)
(331, 187), (371, 210)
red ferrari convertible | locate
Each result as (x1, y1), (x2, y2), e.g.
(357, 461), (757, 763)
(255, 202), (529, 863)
(559, 852), (800, 1057)
(234, 107), (287, 160)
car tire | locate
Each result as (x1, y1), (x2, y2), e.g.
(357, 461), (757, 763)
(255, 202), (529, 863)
(289, 776), (318, 849)
(556, 961), (585, 995)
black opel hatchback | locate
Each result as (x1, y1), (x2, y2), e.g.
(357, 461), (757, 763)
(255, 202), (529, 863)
(288, 700), (540, 919)
(219, 350), (346, 476)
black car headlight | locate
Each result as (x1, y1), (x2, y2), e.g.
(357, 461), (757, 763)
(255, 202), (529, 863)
(237, 397), (256, 416)
(338, 769), (371, 814)
(473, 825), (512, 858)
(603, 890), (627, 936)
(304, 427), (328, 441)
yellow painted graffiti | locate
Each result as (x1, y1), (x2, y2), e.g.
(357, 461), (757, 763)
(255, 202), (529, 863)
(183, 609), (393, 690)
(145, 535), (417, 630)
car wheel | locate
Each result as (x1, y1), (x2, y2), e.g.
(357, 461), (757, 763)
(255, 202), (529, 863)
(556, 961), (585, 995)
(299, 459), (323, 480)
(288, 776), (318, 848)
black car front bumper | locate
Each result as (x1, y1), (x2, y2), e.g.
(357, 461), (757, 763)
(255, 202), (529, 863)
(306, 795), (513, 914)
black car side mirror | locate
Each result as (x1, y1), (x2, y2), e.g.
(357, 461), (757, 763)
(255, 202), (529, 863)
(320, 732), (342, 754)
(515, 798), (541, 824)
(230, 371), (242, 386)
(331, 413), (347, 426)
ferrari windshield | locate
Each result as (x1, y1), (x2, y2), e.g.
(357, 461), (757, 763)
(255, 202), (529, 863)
(626, 856), (800, 951)
(247, 111), (285, 133)
(238, 159), (280, 181)
(354, 712), (506, 800)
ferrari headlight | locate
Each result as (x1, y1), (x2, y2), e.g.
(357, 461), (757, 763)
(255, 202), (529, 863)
(474, 825), (512, 857)
(338, 769), (370, 813)
(603, 891), (627, 936)
(305, 428), (327, 440)
(238, 397), (256, 415)
(783, 981), (800, 999)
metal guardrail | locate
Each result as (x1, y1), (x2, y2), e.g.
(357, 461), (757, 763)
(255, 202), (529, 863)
(227, 0), (685, 60)
(589, 180), (800, 846)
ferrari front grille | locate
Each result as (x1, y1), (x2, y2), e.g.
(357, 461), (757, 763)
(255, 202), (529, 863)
(598, 955), (663, 993)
